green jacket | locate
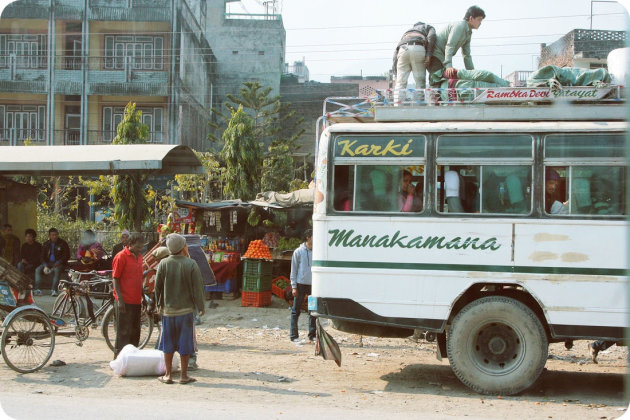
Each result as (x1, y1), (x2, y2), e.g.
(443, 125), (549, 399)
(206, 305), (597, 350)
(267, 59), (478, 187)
(155, 254), (205, 316)
(433, 20), (474, 70)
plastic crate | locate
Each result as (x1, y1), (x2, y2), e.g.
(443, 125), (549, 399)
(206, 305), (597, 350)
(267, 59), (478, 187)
(243, 259), (273, 277)
(241, 290), (272, 307)
(205, 278), (238, 293)
(271, 276), (289, 298)
(242, 274), (272, 292)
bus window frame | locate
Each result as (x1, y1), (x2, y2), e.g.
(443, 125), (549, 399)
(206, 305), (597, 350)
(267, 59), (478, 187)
(434, 134), (535, 217)
(543, 133), (627, 218)
(329, 133), (427, 216)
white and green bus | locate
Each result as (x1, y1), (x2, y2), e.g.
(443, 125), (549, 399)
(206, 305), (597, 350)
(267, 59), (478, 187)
(309, 91), (627, 395)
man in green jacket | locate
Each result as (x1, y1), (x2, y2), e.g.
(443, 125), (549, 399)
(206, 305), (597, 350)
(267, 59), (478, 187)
(155, 233), (205, 384)
(428, 5), (485, 85)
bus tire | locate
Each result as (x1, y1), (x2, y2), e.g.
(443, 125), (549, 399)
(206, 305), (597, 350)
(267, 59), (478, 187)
(447, 296), (548, 395)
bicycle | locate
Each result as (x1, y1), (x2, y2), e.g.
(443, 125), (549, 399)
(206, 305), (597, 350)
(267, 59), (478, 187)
(0, 277), (154, 373)
(51, 269), (113, 324)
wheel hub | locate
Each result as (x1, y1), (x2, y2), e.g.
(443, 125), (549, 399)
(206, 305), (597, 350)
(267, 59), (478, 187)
(75, 325), (90, 342)
(488, 336), (507, 355)
(473, 322), (522, 373)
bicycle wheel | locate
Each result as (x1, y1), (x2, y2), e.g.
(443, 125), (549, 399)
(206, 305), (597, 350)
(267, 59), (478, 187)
(138, 309), (154, 349)
(51, 292), (84, 324)
(1, 310), (55, 373)
(101, 306), (116, 352)
(101, 306), (154, 353)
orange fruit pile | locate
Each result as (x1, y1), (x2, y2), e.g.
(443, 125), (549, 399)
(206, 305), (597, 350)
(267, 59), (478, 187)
(242, 239), (272, 260)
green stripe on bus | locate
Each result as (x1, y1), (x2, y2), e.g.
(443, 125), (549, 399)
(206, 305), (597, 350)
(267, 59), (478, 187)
(313, 260), (626, 276)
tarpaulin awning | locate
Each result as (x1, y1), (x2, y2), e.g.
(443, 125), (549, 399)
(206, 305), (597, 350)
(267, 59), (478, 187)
(0, 144), (204, 176)
(175, 188), (315, 211)
(250, 188), (314, 209)
(175, 199), (247, 210)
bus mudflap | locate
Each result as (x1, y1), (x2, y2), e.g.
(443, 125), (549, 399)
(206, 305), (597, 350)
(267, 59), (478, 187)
(315, 318), (342, 367)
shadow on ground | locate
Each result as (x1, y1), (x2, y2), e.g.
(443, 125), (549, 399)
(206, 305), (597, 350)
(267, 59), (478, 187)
(380, 363), (626, 403)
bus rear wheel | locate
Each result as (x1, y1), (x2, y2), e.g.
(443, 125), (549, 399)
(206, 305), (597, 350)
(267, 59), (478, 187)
(447, 296), (548, 395)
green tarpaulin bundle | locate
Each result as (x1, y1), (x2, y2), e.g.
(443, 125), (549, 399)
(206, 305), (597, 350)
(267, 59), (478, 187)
(527, 65), (611, 87)
(431, 69), (509, 101)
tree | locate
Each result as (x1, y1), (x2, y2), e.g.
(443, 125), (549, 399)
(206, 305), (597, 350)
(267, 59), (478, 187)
(111, 102), (151, 231)
(172, 151), (224, 202)
(261, 143), (293, 192)
(220, 105), (261, 201)
(208, 81), (305, 190)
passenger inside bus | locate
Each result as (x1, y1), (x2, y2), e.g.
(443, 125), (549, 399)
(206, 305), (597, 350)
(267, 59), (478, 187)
(590, 174), (618, 214)
(366, 168), (394, 211)
(445, 168), (465, 212)
(398, 169), (422, 212)
(545, 167), (568, 214)
(444, 166), (479, 213)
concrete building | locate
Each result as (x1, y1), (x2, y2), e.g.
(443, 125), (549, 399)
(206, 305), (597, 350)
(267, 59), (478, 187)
(0, 0), (216, 151)
(504, 71), (533, 87)
(284, 59), (309, 83)
(331, 75), (388, 97)
(539, 29), (627, 69)
(280, 75), (357, 155)
(204, 0), (285, 107)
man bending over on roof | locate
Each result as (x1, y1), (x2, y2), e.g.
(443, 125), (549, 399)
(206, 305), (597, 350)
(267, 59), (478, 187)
(428, 5), (485, 85)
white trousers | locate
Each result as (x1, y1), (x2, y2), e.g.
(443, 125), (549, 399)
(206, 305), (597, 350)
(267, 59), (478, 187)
(394, 44), (426, 102)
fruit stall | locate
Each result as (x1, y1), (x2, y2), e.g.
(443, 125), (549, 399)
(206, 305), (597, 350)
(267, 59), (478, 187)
(170, 188), (314, 304)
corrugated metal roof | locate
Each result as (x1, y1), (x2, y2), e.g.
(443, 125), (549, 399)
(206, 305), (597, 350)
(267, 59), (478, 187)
(0, 145), (204, 175)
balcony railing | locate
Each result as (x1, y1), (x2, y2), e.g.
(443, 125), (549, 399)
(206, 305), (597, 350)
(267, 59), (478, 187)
(54, 56), (166, 72)
(0, 128), (47, 146)
(224, 13), (281, 21)
(0, 54), (48, 70)
(52, 129), (81, 145)
(88, 130), (166, 144)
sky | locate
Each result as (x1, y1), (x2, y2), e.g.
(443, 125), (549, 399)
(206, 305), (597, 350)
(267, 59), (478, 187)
(235, 0), (630, 82)
(0, 1), (626, 83)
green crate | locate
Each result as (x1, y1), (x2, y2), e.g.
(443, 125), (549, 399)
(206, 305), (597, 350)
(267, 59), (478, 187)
(242, 274), (273, 292)
(243, 259), (273, 277)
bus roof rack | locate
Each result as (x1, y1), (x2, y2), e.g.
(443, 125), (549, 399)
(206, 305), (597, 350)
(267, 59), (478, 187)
(323, 86), (626, 124)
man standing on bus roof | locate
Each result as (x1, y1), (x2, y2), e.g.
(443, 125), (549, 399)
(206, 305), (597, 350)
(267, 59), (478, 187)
(392, 21), (436, 102)
(289, 229), (315, 343)
(428, 5), (485, 85)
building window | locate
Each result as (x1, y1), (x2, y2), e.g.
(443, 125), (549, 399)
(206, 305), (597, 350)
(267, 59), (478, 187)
(232, 50), (238, 55)
(0, 104), (46, 144)
(0, 34), (47, 69)
(258, 51), (264, 56)
(102, 106), (165, 143)
(104, 35), (164, 70)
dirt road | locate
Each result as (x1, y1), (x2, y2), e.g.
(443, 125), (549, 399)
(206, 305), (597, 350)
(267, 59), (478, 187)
(0, 294), (627, 419)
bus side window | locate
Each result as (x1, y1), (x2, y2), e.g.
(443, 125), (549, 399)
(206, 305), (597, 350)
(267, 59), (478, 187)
(333, 165), (354, 211)
(545, 167), (568, 214)
(571, 177), (592, 214)
(590, 168), (624, 215)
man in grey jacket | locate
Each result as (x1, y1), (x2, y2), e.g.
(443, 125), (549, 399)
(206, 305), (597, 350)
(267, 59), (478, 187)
(155, 233), (205, 384)
(289, 229), (315, 343)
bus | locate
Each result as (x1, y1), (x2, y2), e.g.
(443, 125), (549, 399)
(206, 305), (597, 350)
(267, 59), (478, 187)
(308, 88), (627, 395)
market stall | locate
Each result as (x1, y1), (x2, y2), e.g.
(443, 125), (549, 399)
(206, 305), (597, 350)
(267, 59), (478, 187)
(171, 188), (314, 301)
